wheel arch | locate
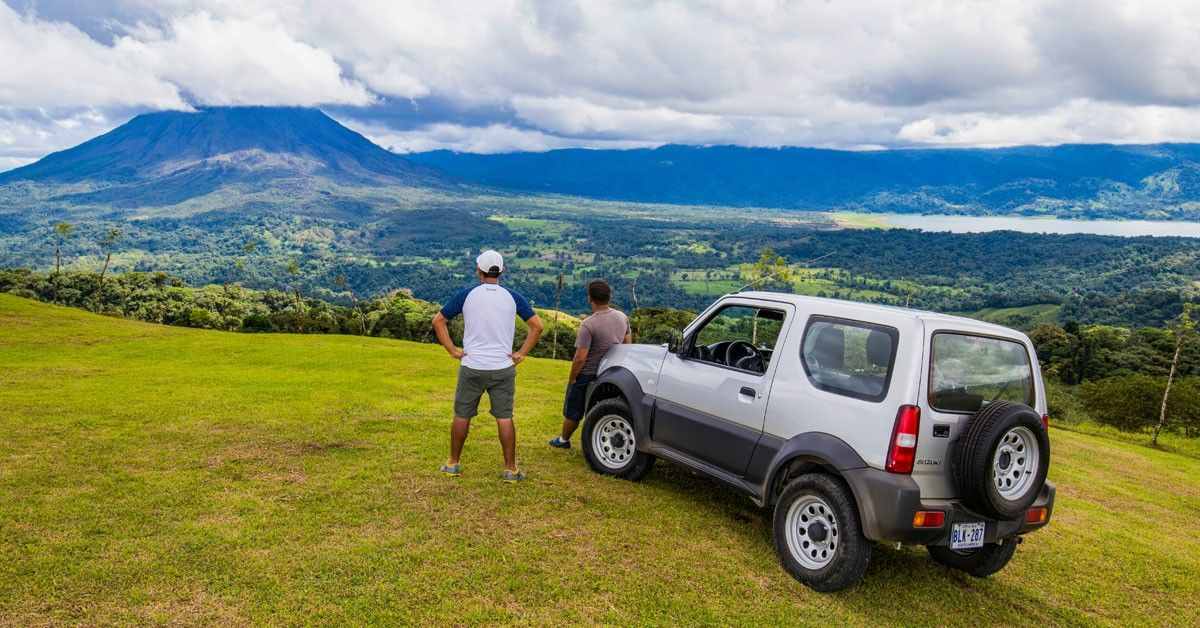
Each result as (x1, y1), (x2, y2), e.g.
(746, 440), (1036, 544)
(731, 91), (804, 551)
(760, 433), (869, 508)
(586, 366), (652, 438)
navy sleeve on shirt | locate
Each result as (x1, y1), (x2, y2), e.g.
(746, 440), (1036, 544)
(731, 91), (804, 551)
(505, 287), (536, 321)
(440, 287), (472, 319)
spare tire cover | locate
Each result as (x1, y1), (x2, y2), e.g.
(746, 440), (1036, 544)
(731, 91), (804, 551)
(952, 401), (1050, 520)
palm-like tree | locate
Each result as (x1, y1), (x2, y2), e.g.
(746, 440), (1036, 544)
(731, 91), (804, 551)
(53, 221), (73, 274)
(97, 227), (122, 290)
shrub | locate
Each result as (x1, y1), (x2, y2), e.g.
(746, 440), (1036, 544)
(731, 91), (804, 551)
(1079, 375), (1200, 435)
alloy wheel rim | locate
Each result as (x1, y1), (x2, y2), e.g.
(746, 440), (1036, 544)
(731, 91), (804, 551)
(593, 414), (636, 470)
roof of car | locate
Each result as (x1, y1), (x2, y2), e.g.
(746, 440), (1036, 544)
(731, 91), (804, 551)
(731, 291), (1026, 337)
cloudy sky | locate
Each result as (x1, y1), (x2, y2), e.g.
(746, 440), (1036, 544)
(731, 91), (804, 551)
(4, 0), (1200, 170)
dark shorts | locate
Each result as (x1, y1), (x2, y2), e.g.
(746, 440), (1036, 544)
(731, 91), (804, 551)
(454, 365), (517, 419)
(562, 374), (596, 422)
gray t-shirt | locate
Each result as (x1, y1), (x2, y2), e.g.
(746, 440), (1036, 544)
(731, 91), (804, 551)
(577, 308), (630, 376)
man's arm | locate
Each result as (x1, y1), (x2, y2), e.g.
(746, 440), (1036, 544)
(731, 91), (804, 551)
(432, 312), (464, 360)
(623, 331), (633, 344)
(568, 346), (589, 382)
(511, 314), (543, 365)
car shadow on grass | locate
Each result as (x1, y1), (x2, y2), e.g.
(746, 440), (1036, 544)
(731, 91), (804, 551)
(639, 459), (1083, 625)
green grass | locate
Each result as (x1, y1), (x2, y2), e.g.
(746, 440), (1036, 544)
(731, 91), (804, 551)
(1, 294), (1198, 625)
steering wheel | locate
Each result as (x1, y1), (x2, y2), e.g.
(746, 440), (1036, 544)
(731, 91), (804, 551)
(725, 341), (759, 369)
(700, 341), (730, 362)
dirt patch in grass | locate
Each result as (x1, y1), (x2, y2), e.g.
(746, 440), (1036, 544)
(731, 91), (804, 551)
(134, 588), (248, 627)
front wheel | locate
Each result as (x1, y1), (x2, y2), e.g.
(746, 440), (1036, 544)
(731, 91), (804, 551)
(927, 539), (1018, 577)
(773, 473), (871, 592)
(581, 398), (655, 481)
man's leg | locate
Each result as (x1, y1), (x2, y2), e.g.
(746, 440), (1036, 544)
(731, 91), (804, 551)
(447, 417), (471, 465)
(447, 366), (483, 470)
(496, 417), (517, 472)
(559, 418), (580, 441)
(551, 376), (590, 446)
(490, 366), (519, 473)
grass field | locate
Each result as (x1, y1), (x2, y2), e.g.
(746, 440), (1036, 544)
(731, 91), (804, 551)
(2, 294), (1198, 626)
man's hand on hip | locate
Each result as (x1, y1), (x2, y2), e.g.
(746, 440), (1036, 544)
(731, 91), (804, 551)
(510, 351), (526, 365)
(448, 347), (465, 360)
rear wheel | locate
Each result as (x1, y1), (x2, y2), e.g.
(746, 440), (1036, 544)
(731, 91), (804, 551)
(928, 539), (1018, 577)
(773, 473), (871, 592)
(581, 398), (655, 481)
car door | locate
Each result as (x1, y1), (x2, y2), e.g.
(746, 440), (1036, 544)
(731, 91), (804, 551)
(653, 299), (793, 476)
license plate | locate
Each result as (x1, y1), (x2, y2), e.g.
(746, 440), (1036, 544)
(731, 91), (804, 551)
(950, 522), (986, 550)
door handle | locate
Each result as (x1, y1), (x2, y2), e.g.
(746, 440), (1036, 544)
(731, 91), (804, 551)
(739, 386), (756, 397)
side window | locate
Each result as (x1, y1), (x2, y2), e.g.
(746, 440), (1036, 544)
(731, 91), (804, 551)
(800, 317), (898, 402)
(687, 305), (785, 374)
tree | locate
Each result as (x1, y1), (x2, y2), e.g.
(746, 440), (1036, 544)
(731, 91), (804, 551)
(286, 258), (304, 308)
(1153, 304), (1196, 446)
(97, 227), (122, 291)
(53, 222), (73, 274)
(743, 247), (793, 291)
(334, 272), (366, 334)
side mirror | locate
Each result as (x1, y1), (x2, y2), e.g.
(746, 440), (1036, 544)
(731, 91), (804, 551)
(665, 329), (686, 354)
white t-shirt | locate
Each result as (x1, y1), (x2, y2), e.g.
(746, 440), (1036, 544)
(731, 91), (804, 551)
(440, 283), (536, 371)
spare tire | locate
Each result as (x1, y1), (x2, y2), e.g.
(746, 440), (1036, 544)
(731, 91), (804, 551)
(952, 401), (1049, 519)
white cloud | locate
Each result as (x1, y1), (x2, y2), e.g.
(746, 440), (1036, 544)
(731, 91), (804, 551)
(0, 107), (120, 167)
(897, 99), (1200, 147)
(342, 119), (658, 154)
(0, 3), (184, 109)
(114, 11), (374, 106)
(7, 0), (1200, 162)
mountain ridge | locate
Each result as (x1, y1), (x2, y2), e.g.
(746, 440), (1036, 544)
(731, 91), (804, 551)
(407, 142), (1200, 220)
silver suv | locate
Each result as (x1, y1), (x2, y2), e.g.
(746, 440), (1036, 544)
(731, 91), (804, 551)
(581, 292), (1054, 591)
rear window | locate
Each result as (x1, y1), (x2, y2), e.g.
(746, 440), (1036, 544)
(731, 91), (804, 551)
(800, 317), (898, 402)
(929, 333), (1034, 413)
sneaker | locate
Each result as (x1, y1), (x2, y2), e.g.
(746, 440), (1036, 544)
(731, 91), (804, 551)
(500, 469), (526, 483)
(440, 463), (462, 477)
(548, 436), (571, 449)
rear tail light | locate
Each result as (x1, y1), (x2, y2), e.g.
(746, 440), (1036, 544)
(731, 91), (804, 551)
(912, 511), (945, 528)
(1025, 507), (1048, 525)
(885, 404), (921, 474)
(1041, 414), (1050, 430)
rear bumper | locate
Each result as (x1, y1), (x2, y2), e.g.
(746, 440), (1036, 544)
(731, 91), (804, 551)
(842, 467), (1055, 545)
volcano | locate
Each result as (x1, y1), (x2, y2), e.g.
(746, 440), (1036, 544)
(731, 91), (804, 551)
(0, 106), (446, 214)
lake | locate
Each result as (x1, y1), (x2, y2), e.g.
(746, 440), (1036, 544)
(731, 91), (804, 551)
(859, 213), (1200, 238)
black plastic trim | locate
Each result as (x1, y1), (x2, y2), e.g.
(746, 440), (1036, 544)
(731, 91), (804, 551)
(653, 398), (762, 476)
(755, 432), (868, 504)
(588, 366), (652, 443)
(840, 470), (1056, 543)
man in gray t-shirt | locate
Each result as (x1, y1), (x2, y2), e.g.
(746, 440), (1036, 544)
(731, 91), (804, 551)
(549, 279), (631, 449)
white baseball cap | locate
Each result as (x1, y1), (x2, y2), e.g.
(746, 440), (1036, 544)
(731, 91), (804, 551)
(476, 250), (504, 276)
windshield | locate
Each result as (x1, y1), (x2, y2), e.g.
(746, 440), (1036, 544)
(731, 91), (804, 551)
(929, 333), (1034, 413)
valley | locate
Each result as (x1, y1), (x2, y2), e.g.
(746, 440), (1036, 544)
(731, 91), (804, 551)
(1, 106), (1197, 328)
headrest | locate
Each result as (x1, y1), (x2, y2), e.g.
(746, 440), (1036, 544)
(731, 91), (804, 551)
(811, 325), (845, 370)
(866, 330), (892, 368)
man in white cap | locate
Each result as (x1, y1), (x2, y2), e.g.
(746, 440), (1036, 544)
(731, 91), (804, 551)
(432, 250), (543, 482)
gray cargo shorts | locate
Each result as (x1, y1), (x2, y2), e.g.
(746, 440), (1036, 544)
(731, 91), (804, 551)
(454, 365), (517, 419)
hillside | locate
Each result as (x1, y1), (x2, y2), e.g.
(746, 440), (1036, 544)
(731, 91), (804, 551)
(1, 294), (1197, 625)
(409, 143), (1200, 220)
(0, 106), (451, 216)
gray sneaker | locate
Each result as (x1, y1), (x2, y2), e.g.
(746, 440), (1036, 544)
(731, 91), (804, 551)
(500, 469), (526, 483)
(440, 463), (462, 477)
